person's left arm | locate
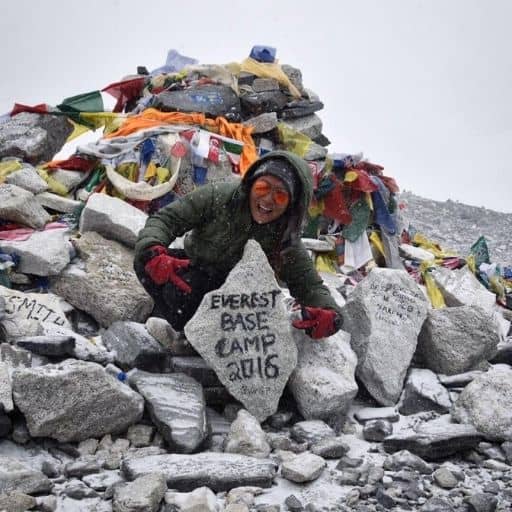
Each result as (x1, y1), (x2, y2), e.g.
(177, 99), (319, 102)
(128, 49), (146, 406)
(279, 241), (344, 339)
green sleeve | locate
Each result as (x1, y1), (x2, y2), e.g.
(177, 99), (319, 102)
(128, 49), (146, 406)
(134, 184), (215, 263)
(278, 241), (343, 314)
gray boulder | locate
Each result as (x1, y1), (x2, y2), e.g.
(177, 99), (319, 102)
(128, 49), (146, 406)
(79, 193), (148, 248)
(451, 366), (512, 441)
(224, 409), (271, 458)
(430, 266), (496, 311)
(5, 163), (48, 194)
(12, 360), (144, 442)
(281, 452), (326, 483)
(283, 114), (322, 140)
(185, 240), (298, 422)
(288, 328), (358, 421)
(417, 306), (500, 375)
(0, 184), (51, 229)
(342, 268), (429, 405)
(0, 457), (52, 495)
(102, 321), (172, 371)
(399, 368), (452, 415)
(0, 112), (72, 164)
(50, 232), (153, 327)
(112, 473), (166, 512)
(129, 370), (207, 453)
(0, 227), (72, 276)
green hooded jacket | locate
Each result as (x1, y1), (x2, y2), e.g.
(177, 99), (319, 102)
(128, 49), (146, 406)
(134, 150), (341, 313)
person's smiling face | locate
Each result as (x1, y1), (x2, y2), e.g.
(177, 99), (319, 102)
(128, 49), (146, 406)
(249, 175), (290, 224)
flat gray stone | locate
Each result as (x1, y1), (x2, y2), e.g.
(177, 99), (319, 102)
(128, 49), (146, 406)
(36, 191), (81, 213)
(341, 268), (429, 405)
(50, 232), (153, 327)
(12, 359), (144, 442)
(281, 452), (326, 483)
(185, 240), (297, 422)
(121, 452), (277, 492)
(0, 285), (71, 329)
(383, 421), (483, 460)
(79, 192), (148, 248)
(129, 370), (207, 453)
(417, 306), (500, 375)
(354, 406), (400, 424)
(243, 112), (278, 133)
(0, 184), (51, 229)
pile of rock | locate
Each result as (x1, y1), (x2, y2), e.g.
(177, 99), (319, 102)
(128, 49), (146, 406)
(0, 47), (511, 512)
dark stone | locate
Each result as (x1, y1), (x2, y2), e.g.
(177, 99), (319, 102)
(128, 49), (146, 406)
(153, 84), (241, 121)
(0, 408), (12, 437)
(489, 344), (512, 365)
(383, 422), (483, 461)
(267, 411), (294, 429)
(240, 90), (289, 117)
(375, 487), (397, 509)
(363, 419), (393, 442)
(312, 133), (331, 147)
(102, 321), (172, 372)
(15, 335), (75, 357)
(203, 386), (237, 407)
(336, 456), (364, 469)
(280, 100), (324, 120)
(171, 357), (221, 387)
(285, 494), (304, 511)
(466, 493), (498, 512)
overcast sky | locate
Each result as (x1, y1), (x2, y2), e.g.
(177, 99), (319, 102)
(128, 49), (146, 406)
(2, 0), (511, 212)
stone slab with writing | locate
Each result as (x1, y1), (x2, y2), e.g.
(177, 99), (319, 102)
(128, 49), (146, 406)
(341, 268), (429, 406)
(184, 240), (298, 422)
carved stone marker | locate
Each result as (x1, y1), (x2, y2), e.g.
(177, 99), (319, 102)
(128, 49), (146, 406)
(184, 240), (298, 422)
(342, 268), (429, 406)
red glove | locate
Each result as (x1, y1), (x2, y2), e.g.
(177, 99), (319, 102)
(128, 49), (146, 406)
(292, 306), (342, 339)
(144, 245), (191, 293)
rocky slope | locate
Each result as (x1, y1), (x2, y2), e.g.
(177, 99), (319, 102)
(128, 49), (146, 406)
(400, 191), (512, 267)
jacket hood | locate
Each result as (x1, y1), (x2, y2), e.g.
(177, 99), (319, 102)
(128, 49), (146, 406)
(239, 150), (313, 247)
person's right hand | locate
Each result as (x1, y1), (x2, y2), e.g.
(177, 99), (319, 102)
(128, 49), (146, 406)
(144, 245), (191, 293)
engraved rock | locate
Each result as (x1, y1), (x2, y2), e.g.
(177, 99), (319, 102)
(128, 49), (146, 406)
(185, 240), (298, 422)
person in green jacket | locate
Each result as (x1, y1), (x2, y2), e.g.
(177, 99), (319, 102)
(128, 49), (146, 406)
(134, 150), (343, 339)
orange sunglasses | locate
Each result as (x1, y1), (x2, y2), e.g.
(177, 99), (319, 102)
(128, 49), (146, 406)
(252, 177), (290, 206)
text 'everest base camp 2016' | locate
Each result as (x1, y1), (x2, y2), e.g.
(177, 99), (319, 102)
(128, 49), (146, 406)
(0, 45), (512, 512)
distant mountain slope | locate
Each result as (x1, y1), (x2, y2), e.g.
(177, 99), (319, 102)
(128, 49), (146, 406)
(399, 191), (512, 266)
